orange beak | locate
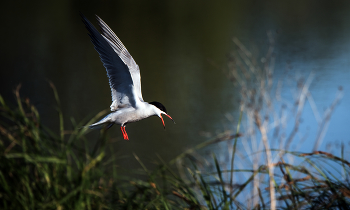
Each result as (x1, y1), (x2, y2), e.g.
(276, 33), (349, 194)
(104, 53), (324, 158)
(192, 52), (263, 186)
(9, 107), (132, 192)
(160, 114), (175, 129)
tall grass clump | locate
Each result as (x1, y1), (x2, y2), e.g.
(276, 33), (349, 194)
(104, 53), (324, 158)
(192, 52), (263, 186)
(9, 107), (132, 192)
(0, 84), (113, 209)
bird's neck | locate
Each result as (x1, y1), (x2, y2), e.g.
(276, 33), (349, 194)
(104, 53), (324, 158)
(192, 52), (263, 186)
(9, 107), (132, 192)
(136, 102), (157, 117)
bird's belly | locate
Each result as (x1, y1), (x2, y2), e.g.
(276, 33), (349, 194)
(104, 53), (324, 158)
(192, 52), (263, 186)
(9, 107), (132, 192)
(111, 109), (148, 125)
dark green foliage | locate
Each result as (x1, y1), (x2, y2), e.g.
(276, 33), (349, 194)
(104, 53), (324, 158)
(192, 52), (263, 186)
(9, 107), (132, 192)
(0, 85), (109, 209)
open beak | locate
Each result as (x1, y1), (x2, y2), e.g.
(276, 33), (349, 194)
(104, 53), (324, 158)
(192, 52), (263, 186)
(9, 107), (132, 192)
(160, 114), (175, 129)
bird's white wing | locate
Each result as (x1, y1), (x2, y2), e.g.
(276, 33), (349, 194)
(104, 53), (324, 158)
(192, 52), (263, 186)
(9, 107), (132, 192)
(82, 15), (139, 110)
(95, 15), (144, 103)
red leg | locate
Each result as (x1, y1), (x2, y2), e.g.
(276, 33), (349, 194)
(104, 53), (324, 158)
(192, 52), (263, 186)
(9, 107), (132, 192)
(120, 126), (127, 140)
(123, 126), (129, 140)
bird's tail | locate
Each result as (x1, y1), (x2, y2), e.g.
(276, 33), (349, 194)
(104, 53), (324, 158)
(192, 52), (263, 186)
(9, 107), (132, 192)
(88, 113), (114, 130)
(89, 122), (114, 130)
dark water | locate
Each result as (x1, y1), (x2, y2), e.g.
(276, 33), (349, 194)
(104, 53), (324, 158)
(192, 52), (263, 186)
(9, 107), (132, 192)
(2, 1), (350, 169)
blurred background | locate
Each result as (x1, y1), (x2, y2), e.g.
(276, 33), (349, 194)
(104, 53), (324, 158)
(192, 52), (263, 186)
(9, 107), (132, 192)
(1, 0), (350, 171)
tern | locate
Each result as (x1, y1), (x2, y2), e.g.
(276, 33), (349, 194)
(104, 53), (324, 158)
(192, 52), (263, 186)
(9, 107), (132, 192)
(82, 15), (174, 140)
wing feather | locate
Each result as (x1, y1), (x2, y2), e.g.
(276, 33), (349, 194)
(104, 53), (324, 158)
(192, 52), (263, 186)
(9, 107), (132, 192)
(95, 15), (144, 102)
(82, 14), (137, 109)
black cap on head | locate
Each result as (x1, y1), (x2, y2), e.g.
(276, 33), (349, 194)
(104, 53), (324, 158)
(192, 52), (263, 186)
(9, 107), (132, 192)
(149, 101), (167, 113)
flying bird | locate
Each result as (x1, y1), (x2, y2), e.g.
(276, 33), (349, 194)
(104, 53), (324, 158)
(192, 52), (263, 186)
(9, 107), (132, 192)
(82, 14), (174, 140)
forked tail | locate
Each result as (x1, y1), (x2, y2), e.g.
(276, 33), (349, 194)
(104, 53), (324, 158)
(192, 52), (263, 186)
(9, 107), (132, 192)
(88, 113), (114, 130)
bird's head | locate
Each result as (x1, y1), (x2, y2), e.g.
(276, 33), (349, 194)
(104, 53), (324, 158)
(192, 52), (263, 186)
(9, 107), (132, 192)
(149, 101), (175, 129)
